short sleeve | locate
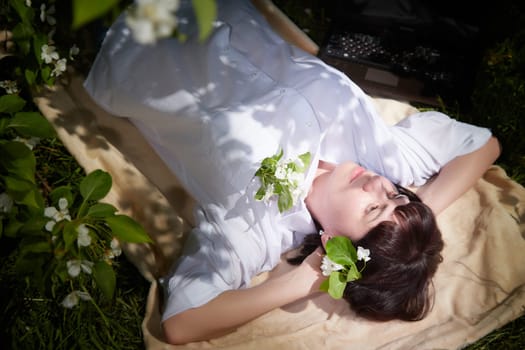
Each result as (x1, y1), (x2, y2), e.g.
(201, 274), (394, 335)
(160, 210), (243, 321)
(390, 111), (492, 186)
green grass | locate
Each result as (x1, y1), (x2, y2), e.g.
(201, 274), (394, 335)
(0, 137), (150, 349)
(0, 250), (148, 350)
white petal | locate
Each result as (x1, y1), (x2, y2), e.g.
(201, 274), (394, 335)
(80, 260), (94, 274)
(44, 206), (58, 218)
(0, 192), (13, 213)
(110, 238), (122, 256)
(357, 246), (371, 262)
(58, 198), (68, 210)
(77, 224), (89, 235)
(67, 260), (80, 277)
(61, 292), (79, 308)
(126, 17), (156, 44)
(77, 227), (92, 247)
(45, 220), (56, 232)
(76, 291), (92, 301)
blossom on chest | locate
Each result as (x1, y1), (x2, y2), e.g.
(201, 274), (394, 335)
(253, 149), (311, 213)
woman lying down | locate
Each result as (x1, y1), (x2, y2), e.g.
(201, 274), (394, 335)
(84, 0), (500, 345)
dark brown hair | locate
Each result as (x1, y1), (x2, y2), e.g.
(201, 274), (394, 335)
(288, 186), (444, 321)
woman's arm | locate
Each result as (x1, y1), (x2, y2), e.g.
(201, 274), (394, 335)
(416, 136), (501, 215)
(162, 248), (324, 345)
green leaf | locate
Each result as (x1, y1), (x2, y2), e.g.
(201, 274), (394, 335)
(105, 215), (152, 243)
(277, 186), (293, 213)
(0, 94), (26, 114)
(11, 22), (34, 56)
(0, 141), (36, 182)
(298, 152), (311, 171)
(72, 0), (120, 29)
(254, 186), (266, 201)
(49, 186), (74, 208)
(93, 261), (116, 300)
(88, 203), (118, 217)
(80, 169), (112, 201)
(41, 66), (54, 86)
(327, 271), (346, 299)
(325, 236), (357, 266)
(19, 215), (48, 236)
(63, 221), (78, 250)
(346, 265), (361, 282)
(4, 176), (43, 208)
(10, 0), (34, 24)
(319, 277), (329, 292)
(19, 238), (52, 254)
(24, 69), (36, 87)
(192, 0), (217, 41)
(9, 112), (56, 138)
(33, 33), (48, 67)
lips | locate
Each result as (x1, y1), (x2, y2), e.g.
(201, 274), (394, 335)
(350, 166), (365, 184)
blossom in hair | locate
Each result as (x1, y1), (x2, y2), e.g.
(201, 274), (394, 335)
(320, 236), (370, 299)
(320, 256), (344, 276)
(357, 246), (371, 262)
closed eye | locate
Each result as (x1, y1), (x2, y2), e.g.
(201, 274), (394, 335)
(366, 203), (385, 222)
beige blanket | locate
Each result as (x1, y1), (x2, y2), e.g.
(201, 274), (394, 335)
(35, 73), (525, 350)
(33, 3), (525, 348)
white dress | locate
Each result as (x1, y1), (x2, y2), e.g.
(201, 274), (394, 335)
(83, 0), (491, 321)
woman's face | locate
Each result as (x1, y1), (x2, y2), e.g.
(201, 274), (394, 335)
(306, 161), (409, 242)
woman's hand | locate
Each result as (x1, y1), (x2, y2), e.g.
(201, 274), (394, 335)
(163, 247), (326, 345)
(291, 247), (326, 296)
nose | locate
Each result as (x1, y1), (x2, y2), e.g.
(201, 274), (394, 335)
(362, 175), (383, 193)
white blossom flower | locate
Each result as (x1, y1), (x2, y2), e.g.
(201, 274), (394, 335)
(44, 197), (71, 232)
(14, 136), (40, 150)
(41, 44), (59, 64)
(126, 0), (181, 44)
(40, 4), (56, 25)
(0, 193), (14, 214)
(320, 255), (344, 277)
(357, 246), (371, 262)
(274, 162), (287, 180)
(25, 0), (31, 7)
(76, 224), (92, 247)
(66, 259), (94, 277)
(104, 237), (123, 260)
(254, 150), (311, 213)
(61, 290), (92, 308)
(0, 80), (20, 94)
(69, 44), (79, 60)
(51, 58), (67, 77)
(110, 238), (122, 257)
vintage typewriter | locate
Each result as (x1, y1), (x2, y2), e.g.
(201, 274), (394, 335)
(318, 0), (481, 107)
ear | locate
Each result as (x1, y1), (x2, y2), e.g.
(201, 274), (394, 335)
(320, 232), (333, 247)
